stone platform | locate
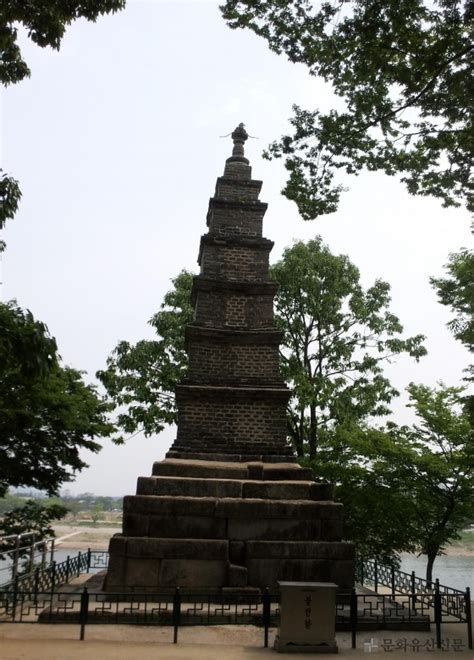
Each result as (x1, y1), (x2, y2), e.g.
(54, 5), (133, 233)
(105, 458), (354, 593)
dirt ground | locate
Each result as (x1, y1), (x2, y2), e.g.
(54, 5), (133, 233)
(0, 623), (472, 658)
(53, 525), (121, 550)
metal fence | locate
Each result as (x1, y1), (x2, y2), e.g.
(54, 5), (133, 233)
(0, 585), (472, 649)
(0, 550), (109, 594)
(0, 533), (56, 585)
(0, 551), (471, 650)
(357, 557), (471, 621)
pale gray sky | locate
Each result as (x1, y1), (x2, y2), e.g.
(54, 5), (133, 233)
(2, 1), (471, 495)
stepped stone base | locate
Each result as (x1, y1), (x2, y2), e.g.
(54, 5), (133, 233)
(105, 458), (355, 594)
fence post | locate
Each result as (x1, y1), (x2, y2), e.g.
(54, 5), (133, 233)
(79, 587), (89, 641)
(391, 566), (395, 597)
(51, 561), (56, 593)
(172, 587), (181, 644)
(411, 571), (417, 611)
(77, 551), (82, 577)
(350, 588), (357, 649)
(374, 560), (378, 592)
(11, 535), (20, 583)
(263, 587), (271, 648)
(434, 579), (441, 649)
(34, 566), (40, 604)
(86, 548), (91, 572)
(28, 534), (36, 574)
(465, 587), (472, 650)
(41, 541), (47, 568)
(12, 575), (19, 622)
(49, 538), (55, 566)
(66, 556), (70, 583)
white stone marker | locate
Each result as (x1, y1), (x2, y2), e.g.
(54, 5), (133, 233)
(274, 581), (338, 653)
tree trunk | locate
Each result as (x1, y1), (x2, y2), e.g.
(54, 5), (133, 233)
(309, 403), (317, 459)
(287, 408), (304, 457)
(425, 550), (438, 588)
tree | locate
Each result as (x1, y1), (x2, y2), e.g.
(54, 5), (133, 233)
(221, 1), (473, 219)
(91, 503), (104, 526)
(0, 500), (69, 574)
(307, 423), (419, 564)
(0, 299), (58, 376)
(430, 248), (474, 351)
(387, 383), (473, 582)
(431, 247), (473, 419)
(0, 301), (115, 498)
(271, 238), (426, 458)
(0, 0), (125, 236)
(97, 270), (194, 439)
(311, 382), (474, 581)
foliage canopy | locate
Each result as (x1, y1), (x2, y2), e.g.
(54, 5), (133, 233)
(430, 248), (474, 351)
(272, 238), (426, 457)
(221, 0), (473, 219)
(312, 383), (474, 579)
(0, 301), (114, 498)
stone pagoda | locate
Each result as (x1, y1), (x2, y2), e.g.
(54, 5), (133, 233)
(105, 125), (354, 593)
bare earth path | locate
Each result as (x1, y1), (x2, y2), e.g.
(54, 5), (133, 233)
(0, 624), (472, 659)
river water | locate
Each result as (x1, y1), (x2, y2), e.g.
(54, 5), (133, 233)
(400, 553), (473, 593)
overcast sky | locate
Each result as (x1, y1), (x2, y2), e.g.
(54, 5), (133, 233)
(2, 1), (471, 496)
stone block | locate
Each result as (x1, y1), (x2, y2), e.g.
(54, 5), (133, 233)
(136, 476), (244, 498)
(147, 515), (226, 539)
(229, 541), (245, 565)
(242, 480), (322, 500)
(124, 558), (161, 588)
(247, 462), (264, 480)
(262, 465), (316, 482)
(108, 534), (127, 557)
(228, 563), (248, 587)
(246, 541), (354, 560)
(126, 538), (228, 560)
(158, 559), (227, 588)
(152, 459), (246, 480)
(123, 513), (149, 537)
(124, 495), (216, 517)
(321, 518), (343, 541)
(104, 554), (126, 589)
(329, 560), (355, 589)
(227, 517), (321, 542)
(247, 559), (332, 588)
(215, 498), (338, 520)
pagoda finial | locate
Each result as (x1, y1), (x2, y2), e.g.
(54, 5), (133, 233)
(231, 123), (248, 157)
(226, 122), (249, 165)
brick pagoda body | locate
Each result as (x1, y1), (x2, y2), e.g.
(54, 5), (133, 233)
(105, 125), (355, 593)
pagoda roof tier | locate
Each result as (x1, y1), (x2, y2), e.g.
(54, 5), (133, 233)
(191, 276), (278, 304)
(175, 384), (290, 399)
(206, 197), (268, 226)
(185, 325), (282, 346)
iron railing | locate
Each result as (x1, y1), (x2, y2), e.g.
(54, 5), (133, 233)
(0, 586), (471, 649)
(0, 550), (109, 594)
(0, 551), (471, 650)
